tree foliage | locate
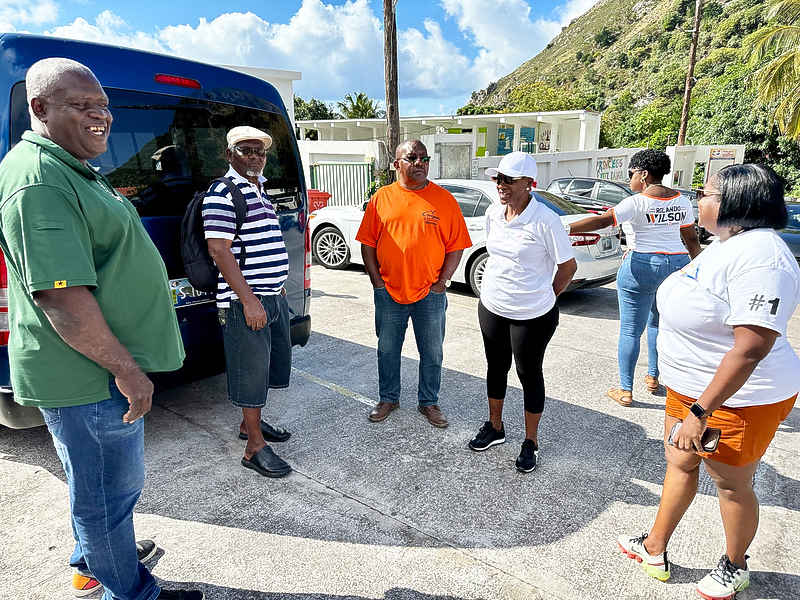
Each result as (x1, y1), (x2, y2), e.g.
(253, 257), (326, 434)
(294, 96), (337, 121)
(508, 82), (589, 113)
(336, 92), (385, 119)
(746, 0), (800, 140)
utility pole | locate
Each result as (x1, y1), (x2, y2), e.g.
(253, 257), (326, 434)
(677, 0), (704, 146)
(384, 0), (400, 171)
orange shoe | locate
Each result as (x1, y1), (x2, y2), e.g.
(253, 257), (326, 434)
(644, 375), (660, 393)
(72, 572), (102, 597)
(608, 388), (633, 407)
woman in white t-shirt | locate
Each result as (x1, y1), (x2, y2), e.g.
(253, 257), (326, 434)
(617, 164), (799, 599)
(467, 152), (577, 473)
(568, 150), (701, 406)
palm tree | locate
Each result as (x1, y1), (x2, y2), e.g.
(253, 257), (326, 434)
(747, 0), (800, 140)
(336, 92), (386, 119)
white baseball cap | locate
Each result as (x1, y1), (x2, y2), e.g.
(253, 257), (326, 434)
(486, 151), (537, 181)
(226, 126), (273, 150)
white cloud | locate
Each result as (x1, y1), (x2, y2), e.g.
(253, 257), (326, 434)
(0, 0), (58, 32)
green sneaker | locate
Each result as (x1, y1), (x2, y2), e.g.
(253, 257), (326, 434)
(617, 533), (670, 582)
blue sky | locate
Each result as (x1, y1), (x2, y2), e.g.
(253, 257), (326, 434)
(2, 0), (600, 115)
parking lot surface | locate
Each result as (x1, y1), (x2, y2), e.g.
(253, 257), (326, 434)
(2, 264), (799, 600)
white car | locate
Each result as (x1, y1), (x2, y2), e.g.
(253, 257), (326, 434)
(308, 178), (623, 296)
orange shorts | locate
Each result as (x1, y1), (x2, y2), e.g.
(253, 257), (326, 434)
(665, 388), (796, 466)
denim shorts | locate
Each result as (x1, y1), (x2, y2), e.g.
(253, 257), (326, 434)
(218, 294), (292, 409)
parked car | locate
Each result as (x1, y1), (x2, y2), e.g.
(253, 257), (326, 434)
(309, 179), (623, 296)
(546, 177), (633, 213)
(779, 201), (800, 262)
(0, 34), (312, 428)
(676, 188), (712, 243)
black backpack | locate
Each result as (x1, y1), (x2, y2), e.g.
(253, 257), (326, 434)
(181, 177), (248, 293)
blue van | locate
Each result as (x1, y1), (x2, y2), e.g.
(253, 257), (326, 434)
(0, 33), (311, 428)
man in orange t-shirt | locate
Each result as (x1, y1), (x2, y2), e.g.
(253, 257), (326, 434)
(356, 140), (472, 428)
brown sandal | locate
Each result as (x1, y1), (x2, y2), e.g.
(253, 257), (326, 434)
(644, 375), (659, 393)
(607, 388), (633, 407)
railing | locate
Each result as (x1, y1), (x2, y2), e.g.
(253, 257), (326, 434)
(310, 162), (373, 207)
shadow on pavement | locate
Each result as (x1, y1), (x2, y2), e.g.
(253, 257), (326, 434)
(557, 286), (619, 320)
(158, 583), (477, 600)
(2, 333), (798, 550)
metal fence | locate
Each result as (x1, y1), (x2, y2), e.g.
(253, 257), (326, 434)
(310, 162), (373, 207)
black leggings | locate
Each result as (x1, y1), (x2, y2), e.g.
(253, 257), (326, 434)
(478, 302), (559, 414)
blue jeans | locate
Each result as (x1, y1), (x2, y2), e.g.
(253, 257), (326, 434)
(40, 381), (160, 600)
(616, 251), (690, 391)
(374, 287), (447, 406)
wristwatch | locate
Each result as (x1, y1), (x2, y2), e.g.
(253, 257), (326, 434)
(689, 402), (711, 419)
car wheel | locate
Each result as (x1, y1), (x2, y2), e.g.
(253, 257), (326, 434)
(312, 226), (350, 269)
(468, 252), (488, 297)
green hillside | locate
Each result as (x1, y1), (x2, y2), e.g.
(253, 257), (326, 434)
(461, 0), (800, 192)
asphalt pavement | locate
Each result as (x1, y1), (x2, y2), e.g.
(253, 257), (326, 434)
(1, 264), (799, 600)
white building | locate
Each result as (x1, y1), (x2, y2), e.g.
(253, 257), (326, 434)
(297, 111), (602, 180)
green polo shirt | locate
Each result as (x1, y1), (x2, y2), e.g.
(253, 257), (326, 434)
(0, 131), (185, 408)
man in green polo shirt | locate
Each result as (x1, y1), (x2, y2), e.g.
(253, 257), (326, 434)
(0, 58), (202, 600)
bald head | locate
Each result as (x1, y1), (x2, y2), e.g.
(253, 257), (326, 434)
(395, 139), (426, 160)
(26, 58), (100, 124)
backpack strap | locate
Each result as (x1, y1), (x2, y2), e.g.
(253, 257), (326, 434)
(212, 177), (249, 271)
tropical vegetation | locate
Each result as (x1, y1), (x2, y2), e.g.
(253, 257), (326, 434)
(462, 0), (800, 193)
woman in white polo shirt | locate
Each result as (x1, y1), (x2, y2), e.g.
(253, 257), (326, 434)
(617, 164), (799, 600)
(568, 149), (701, 406)
(468, 152), (577, 473)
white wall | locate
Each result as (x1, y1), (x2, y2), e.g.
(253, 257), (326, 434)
(665, 145), (746, 189)
(297, 140), (386, 189)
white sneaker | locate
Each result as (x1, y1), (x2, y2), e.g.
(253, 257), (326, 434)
(696, 555), (750, 600)
(617, 533), (670, 581)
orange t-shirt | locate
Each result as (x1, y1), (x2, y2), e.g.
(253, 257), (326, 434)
(356, 181), (472, 304)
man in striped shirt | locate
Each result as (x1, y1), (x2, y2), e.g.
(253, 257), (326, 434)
(203, 126), (293, 478)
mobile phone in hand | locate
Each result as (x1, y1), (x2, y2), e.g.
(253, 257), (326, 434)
(668, 421), (721, 452)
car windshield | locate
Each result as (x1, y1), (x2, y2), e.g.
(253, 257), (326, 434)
(534, 190), (589, 216)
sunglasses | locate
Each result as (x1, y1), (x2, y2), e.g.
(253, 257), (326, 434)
(399, 154), (431, 164)
(628, 168), (642, 179)
(233, 145), (267, 157)
(491, 173), (525, 185)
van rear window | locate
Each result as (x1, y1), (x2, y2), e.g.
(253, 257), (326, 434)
(10, 85), (299, 217)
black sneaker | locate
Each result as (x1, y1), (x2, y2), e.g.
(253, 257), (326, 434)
(157, 589), (205, 599)
(515, 439), (538, 473)
(468, 421), (506, 451)
(136, 539), (157, 563)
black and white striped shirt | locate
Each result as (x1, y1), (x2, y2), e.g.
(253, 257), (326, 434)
(202, 167), (288, 308)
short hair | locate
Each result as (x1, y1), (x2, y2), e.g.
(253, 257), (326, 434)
(628, 149), (671, 180)
(716, 164), (788, 230)
(26, 58), (99, 119)
(395, 139), (426, 159)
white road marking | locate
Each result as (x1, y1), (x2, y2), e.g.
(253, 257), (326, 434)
(292, 367), (374, 407)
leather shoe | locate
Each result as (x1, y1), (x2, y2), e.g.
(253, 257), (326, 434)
(239, 420), (291, 442)
(418, 404), (448, 428)
(368, 402), (398, 422)
(241, 446), (291, 478)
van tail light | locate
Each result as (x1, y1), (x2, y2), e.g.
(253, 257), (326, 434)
(154, 74), (201, 89)
(304, 223), (312, 291)
(0, 250), (9, 346)
(570, 233), (600, 247)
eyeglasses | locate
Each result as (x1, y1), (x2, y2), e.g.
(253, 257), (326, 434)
(491, 173), (525, 185)
(233, 145), (267, 157)
(628, 168), (643, 179)
(399, 154), (431, 164)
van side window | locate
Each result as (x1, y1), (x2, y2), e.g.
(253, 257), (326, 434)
(9, 85), (300, 218)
